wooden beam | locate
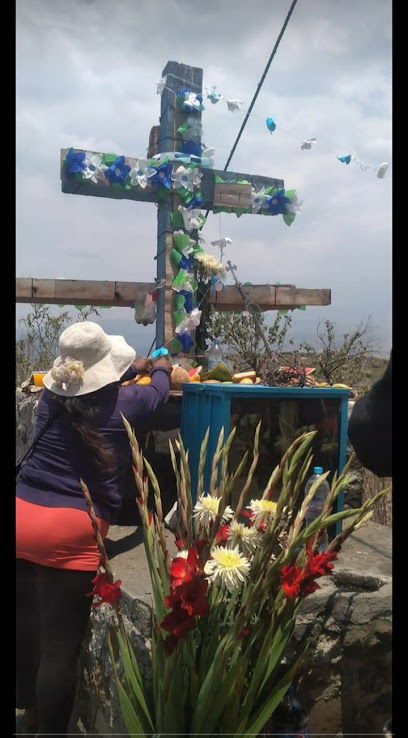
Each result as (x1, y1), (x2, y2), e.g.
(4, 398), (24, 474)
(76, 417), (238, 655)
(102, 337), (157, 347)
(16, 278), (156, 308)
(16, 278), (331, 311)
(210, 285), (331, 311)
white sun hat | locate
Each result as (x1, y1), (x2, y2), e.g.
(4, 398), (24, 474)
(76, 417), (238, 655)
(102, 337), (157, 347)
(43, 322), (136, 397)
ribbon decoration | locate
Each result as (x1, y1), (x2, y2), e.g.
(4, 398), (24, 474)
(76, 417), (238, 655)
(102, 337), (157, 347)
(152, 347), (169, 358)
(175, 307), (202, 335)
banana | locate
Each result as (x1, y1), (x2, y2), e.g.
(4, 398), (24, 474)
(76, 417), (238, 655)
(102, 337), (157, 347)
(332, 383), (352, 390)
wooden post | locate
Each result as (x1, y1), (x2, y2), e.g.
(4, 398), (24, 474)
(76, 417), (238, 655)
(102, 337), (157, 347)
(156, 61), (203, 349)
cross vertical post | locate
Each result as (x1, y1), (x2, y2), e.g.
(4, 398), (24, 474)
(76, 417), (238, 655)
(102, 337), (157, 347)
(156, 61), (203, 350)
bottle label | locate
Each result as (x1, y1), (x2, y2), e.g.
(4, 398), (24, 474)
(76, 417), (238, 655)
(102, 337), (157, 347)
(306, 499), (324, 515)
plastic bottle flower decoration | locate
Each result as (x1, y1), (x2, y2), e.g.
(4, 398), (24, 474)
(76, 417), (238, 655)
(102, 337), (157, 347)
(105, 156), (131, 186)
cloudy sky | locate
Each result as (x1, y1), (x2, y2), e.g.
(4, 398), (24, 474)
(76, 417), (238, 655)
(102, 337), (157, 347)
(16, 0), (392, 353)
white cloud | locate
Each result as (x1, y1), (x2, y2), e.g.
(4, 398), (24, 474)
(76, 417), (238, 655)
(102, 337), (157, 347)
(16, 0), (392, 351)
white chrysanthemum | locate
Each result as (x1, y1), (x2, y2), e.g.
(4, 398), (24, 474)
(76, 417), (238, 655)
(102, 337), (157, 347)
(204, 545), (251, 592)
(227, 520), (262, 554)
(248, 499), (277, 529)
(195, 252), (226, 279)
(193, 494), (233, 528)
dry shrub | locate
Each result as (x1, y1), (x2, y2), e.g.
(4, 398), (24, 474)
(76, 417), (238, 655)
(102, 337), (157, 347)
(362, 470), (392, 526)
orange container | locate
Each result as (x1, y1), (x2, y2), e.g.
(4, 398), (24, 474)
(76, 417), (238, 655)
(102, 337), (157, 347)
(31, 372), (46, 387)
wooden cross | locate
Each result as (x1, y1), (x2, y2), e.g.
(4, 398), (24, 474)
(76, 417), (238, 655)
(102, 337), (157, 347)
(59, 60), (330, 353)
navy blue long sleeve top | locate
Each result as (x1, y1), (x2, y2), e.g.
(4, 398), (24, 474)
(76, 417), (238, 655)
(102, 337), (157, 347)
(16, 366), (170, 522)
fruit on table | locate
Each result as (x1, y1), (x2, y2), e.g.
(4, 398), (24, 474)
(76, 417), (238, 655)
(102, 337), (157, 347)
(239, 378), (254, 384)
(170, 365), (191, 391)
(203, 379), (221, 383)
(135, 374), (151, 385)
(232, 371), (256, 383)
(188, 366), (202, 382)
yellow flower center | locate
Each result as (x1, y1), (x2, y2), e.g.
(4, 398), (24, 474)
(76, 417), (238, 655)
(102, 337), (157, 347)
(213, 549), (243, 568)
(200, 496), (220, 514)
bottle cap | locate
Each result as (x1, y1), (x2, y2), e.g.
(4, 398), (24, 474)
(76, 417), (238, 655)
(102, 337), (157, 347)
(313, 466), (323, 474)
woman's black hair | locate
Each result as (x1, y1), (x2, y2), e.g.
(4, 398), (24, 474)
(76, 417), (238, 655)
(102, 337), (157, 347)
(53, 390), (117, 475)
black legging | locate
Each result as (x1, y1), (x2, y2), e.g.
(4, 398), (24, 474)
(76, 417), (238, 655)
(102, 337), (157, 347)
(16, 558), (95, 737)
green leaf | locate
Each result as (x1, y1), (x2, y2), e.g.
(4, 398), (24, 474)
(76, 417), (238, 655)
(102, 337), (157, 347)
(243, 645), (308, 736)
(116, 630), (154, 731)
(108, 634), (148, 737)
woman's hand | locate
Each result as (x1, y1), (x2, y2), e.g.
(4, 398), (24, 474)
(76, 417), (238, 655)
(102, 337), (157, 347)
(133, 357), (153, 375)
(153, 356), (172, 375)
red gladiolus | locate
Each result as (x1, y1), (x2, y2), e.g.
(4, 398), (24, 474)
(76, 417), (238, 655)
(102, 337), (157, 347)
(148, 512), (153, 526)
(170, 547), (199, 587)
(177, 578), (209, 617)
(302, 578), (321, 596)
(88, 572), (122, 607)
(215, 523), (230, 543)
(161, 606), (196, 638)
(280, 563), (304, 598)
(306, 547), (338, 578)
(194, 536), (209, 553)
(163, 635), (178, 656)
(174, 536), (186, 551)
(237, 627), (249, 640)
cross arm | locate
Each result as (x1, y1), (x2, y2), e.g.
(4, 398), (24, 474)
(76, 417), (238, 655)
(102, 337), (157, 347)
(60, 148), (284, 213)
(16, 278), (331, 311)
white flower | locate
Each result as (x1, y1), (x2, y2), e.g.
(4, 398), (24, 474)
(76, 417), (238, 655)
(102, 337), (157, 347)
(195, 252), (226, 280)
(193, 494), (233, 528)
(51, 356), (84, 391)
(285, 194), (303, 215)
(225, 99), (244, 112)
(178, 205), (203, 232)
(128, 158), (149, 188)
(182, 116), (203, 141)
(251, 187), (268, 213)
(156, 76), (167, 95)
(82, 152), (108, 183)
(175, 308), (202, 335)
(183, 92), (203, 111)
(204, 545), (251, 592)
(248, 499), (278, 529)
(171, 165), (202, 193)
(227, 520), (262, 555)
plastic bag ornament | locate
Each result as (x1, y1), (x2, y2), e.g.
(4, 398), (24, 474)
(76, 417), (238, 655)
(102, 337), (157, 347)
(266, 117), (276, 133)
(226, 99), (244, 112)
(337, 154), (352, 165)
(205, 85), (222, 104)
(301, 137), (316, 150)
(377, 162), (388, 179)
(156, 76), (167, 95)
(134, 292), (156, 326)
(128, 158), (149, 188)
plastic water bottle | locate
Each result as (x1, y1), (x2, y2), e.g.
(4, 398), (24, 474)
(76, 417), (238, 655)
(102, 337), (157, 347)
(206, 339), (223, 370)
(271, 685), (310, 737)
(304, 466), (330, 550)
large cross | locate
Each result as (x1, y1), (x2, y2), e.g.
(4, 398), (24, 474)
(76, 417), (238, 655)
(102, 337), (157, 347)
(59, 60), (329, 354)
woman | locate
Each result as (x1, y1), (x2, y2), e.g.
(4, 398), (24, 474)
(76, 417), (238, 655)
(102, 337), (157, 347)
(16, 321), (171, 736)
(348, 350), (392, 478)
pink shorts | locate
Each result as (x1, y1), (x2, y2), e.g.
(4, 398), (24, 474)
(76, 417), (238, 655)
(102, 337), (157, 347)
(16, 497), (109, 571)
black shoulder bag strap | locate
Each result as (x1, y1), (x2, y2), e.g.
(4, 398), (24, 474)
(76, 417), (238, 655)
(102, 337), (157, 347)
(16, 407), (61, 478)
